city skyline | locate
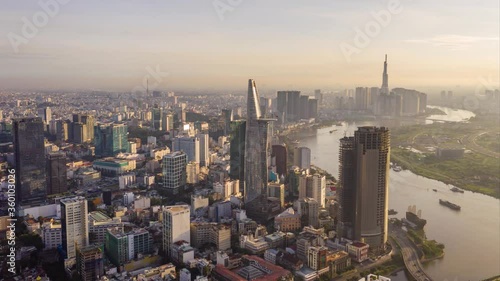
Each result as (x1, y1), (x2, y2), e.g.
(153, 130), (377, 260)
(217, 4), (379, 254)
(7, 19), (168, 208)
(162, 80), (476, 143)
(1, 2), (499, 280)
(1, 1), (498, 93)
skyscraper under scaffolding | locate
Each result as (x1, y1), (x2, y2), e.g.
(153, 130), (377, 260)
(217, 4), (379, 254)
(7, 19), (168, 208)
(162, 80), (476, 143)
(338, 126), (390, 252)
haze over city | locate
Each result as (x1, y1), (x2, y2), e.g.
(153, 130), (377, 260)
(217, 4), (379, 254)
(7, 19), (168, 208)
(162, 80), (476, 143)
(0, 1), (499, 281)
(1, 0), (499, 93)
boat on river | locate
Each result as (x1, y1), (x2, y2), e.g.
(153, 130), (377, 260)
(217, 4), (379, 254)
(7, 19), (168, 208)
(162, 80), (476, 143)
(406, 211), (427, 229)
(450, 186), (464, 193)
(439, 199), (461, 211)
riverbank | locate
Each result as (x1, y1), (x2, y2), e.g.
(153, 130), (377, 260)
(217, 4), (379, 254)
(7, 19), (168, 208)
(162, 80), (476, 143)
(482, 275), (500, 281)
(279, 119), (340, 136)
(311, 165), (335, 181)
(313, 119), (343, 129)
(391, 147), (500, 199)
(390, 115), (500, 199)
(406, 229), (445, 261)
(424, 107), (447, 116)
(421, 251), (445, 263)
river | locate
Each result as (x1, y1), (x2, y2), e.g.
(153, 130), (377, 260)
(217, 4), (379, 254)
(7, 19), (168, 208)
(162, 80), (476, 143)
(293, 107), (499, 280)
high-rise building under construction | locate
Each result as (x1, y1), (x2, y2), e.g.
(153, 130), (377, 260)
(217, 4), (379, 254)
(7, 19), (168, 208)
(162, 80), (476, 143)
(338, 126), (390, 251)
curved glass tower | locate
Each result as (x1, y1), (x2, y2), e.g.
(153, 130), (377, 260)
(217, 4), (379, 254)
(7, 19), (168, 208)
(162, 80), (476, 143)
(244, 79), (270, 204)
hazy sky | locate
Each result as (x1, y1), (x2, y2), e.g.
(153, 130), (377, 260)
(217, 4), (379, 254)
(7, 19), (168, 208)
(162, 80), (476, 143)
(0, 0), (498, 94)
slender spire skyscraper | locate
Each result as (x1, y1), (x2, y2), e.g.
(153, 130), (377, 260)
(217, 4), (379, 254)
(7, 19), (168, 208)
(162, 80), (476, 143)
(244, 79), (275, 222)
(381, 54), (389, 95)
(244, 79), (267, 203)
(247, 79), (262, 121)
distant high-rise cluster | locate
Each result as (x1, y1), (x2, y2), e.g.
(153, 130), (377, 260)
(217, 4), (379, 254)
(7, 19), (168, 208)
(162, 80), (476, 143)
(338, 127), (390, 251)
(441, 90), (454, 100)
(344, 55), (428, 117)
(70, 114), (95, 144)
(314, 89), (323, 106)
(392, 88), (427, 116)
(354, 87), (372, 111)
(48, 119), (68, 142)
(37, 106), (52, 125)
(277, 90), (318, 123)
(259, 96), (273, 117)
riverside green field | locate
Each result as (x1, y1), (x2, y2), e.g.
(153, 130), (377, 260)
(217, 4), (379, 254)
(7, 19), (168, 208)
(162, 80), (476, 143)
(390, 115), (500, 199)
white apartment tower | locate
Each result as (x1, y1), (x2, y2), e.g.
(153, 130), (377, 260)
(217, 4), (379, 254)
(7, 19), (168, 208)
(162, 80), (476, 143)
(162, 205), (191, 258)
(61, 196), (89, 261)
(312, 174), (326, 208)
(299, 174), (325, 207)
